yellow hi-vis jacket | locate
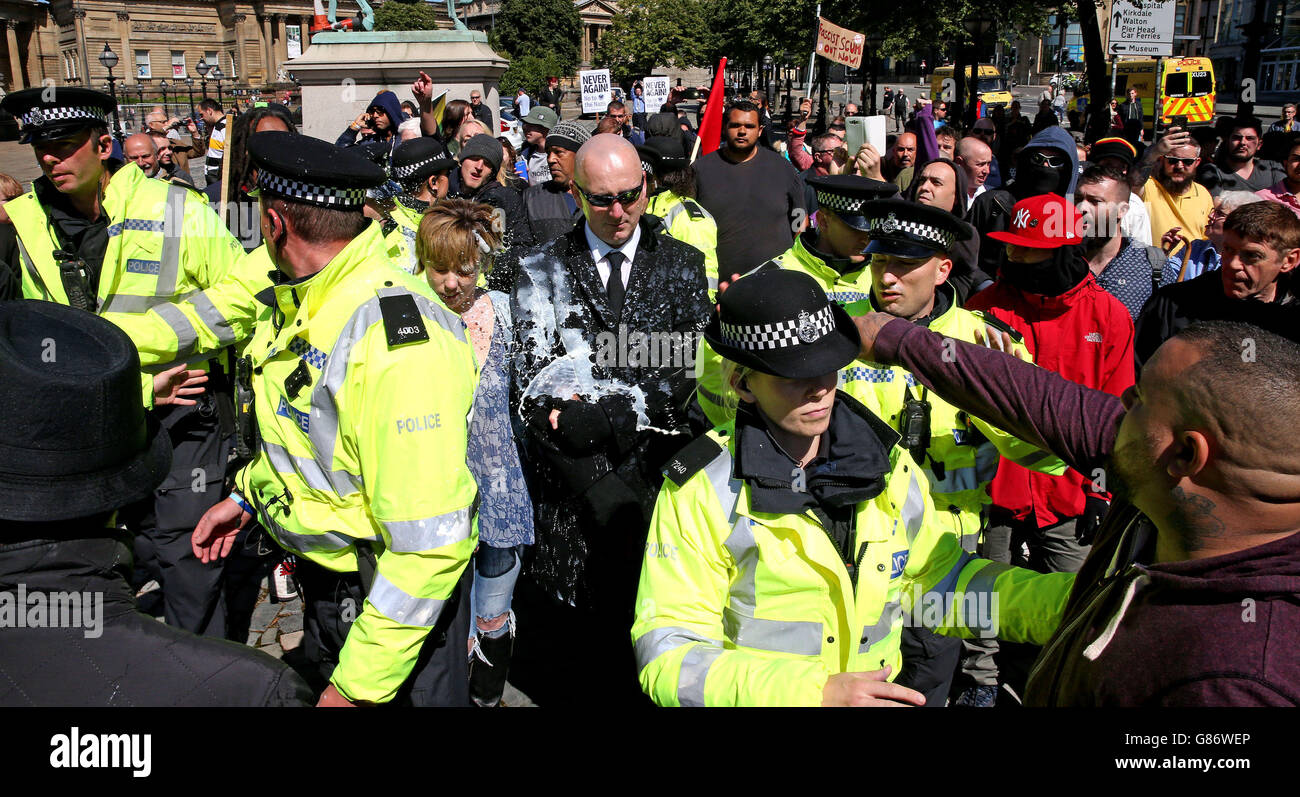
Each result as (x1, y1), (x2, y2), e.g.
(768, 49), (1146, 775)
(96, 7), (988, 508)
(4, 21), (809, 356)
(694, 234), (875, 428)
(632, 421), (1074, 707)
(9, 164), (246, 396)
(232, 223), (478, 704)
(646, 190), (720, 302)
(840, 291), (1068, 544)
(384, 201), (423, 275)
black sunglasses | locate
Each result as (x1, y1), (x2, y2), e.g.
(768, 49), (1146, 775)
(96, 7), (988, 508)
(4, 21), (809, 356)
(574, 181), (643, 208)
(1163, 156), (1197, 166)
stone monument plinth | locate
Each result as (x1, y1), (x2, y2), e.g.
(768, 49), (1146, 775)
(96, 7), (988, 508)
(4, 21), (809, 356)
(286, 30), (508, 142)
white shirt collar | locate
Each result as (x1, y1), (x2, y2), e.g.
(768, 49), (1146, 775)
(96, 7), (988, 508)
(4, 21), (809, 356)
(585, 220), (641, 266)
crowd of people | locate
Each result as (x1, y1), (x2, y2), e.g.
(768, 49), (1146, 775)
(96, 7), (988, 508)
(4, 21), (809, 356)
(0, 68), (1298, 709)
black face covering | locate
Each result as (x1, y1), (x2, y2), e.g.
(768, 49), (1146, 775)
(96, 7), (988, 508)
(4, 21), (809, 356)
(1014, 163), (1064, 198)
(999, 244), (1090, 297)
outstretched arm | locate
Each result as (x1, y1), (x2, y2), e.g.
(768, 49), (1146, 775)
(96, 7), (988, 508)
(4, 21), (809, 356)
(857, 314), (1124, 478)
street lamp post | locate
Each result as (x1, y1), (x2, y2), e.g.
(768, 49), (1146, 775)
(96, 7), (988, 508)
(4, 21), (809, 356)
(196, 57), (210, 99)
(866, 35), (884, 115)
(159, 79), (169, 118)
(962, 14), (995, 126)
(763, 55), (773, 110)
(783, 54), (794, 124)
(98, 44), (123, 141)
(185, 77), (196, 117)
(212, 65), (225, 110)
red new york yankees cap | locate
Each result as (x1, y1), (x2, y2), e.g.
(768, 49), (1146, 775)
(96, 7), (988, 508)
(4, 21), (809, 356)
(988, 193), (1084, 249)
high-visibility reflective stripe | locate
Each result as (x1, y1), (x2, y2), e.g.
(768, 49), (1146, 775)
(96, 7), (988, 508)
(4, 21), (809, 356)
(922, 549), (972, 616)
(634, 625), (722, 671)
(252, 491), (378, 555)
(189, 289), (237, 347)
(696, 383), (728, 410)
(722, 607), (824, 656)
(902, 474), (926, 544)
(859, 600), (902, 653)
(155, 184), (187, 298)
(707, 276), (719, 291)
(100, 294), (171, 313)
(367, 572), (447, 627)
(261, 440), (362, 496)
(974, 441), (1000, 481)
(13, 236), (51, 299)
(928, 463), (981, 493)
(383, 507), (472, 552)
(154, 302), (198, 360)
(962, 561), (1012, 636)
(310, 291), (467, 483)
(662, 202), (686, 229)
(677, 644), (723, 707)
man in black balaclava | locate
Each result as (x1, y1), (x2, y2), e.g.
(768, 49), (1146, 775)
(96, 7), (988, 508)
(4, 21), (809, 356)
(967, 125), (1079, 279)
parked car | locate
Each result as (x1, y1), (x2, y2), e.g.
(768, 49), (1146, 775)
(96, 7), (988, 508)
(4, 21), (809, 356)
(498, 108), (523, 151)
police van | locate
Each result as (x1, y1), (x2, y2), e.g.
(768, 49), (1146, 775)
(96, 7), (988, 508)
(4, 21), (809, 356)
(929, 64), (1013, 117)
(1108, 57), (1216, 133)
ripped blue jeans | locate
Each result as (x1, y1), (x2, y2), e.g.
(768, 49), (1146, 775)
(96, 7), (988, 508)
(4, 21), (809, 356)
(467, 544), (524, 659)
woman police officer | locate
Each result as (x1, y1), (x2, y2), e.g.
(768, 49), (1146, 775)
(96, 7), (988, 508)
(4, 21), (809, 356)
(631, 268), (1072, 706)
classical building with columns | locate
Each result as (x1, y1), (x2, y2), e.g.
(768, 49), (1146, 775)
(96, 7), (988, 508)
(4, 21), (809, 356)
(0, 0), (366, 93)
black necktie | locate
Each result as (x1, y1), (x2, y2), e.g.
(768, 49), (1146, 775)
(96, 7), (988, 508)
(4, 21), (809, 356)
(605, 250), (626, 322)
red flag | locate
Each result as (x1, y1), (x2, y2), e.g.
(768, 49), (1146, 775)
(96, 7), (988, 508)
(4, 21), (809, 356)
(693, 57), (728, 161)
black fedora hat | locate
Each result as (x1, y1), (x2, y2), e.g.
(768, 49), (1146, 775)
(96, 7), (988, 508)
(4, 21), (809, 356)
(0, 302), (171, 522)
(703, 268), (861, 379)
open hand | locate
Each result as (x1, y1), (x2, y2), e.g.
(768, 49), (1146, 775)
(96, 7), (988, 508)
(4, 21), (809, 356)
(153, 364), (208, 407)
(192, 497), (250, 563)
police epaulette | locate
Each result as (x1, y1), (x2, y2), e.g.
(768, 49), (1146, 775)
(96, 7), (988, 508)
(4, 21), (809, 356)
(662, 432), (725, 487)
(971, 310), (1024, 344)
(378, 291), (429, 348)
(680, 198), (707, 220)
(380, 217), (398, 237)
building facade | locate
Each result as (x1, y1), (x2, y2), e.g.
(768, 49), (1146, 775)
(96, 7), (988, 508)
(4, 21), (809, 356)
(0, 0), (366, 94)
(462, 0), (617, 66)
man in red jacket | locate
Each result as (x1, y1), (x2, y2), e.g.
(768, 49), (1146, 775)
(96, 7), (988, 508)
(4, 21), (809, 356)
(965, 193), (1135, 696)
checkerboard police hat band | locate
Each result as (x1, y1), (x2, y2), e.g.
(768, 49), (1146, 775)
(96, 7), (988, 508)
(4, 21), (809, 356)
(701, 269), (861, 380)
(256, 172), (368, 208)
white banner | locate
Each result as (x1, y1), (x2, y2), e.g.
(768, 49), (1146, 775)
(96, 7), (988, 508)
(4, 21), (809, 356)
(642, 75), (670, 115)
(580, 69), (612, 115)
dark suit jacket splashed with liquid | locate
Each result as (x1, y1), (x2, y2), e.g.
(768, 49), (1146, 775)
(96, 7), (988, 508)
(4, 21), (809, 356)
(509, 216), (712, 609)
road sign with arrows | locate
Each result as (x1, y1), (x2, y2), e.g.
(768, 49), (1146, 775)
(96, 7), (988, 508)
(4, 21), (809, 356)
(1109, 0), (1176, 57)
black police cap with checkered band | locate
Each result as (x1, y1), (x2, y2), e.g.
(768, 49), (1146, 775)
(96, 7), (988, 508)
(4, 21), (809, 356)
(702, 268), (861, 380)
(392, 137), (456, 182)
(0, 87), (116, 145)
(246, 130), (385, 210)
(807, 174), (899, 231)
(862, 198), (972, 259)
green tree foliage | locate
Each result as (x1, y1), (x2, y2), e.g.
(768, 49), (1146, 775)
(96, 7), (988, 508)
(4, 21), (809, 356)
(373, 0), (443, 31)
(594, 0), (715, 83)
(499, 52), (571, 96)
(492, 0), (582, 73)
